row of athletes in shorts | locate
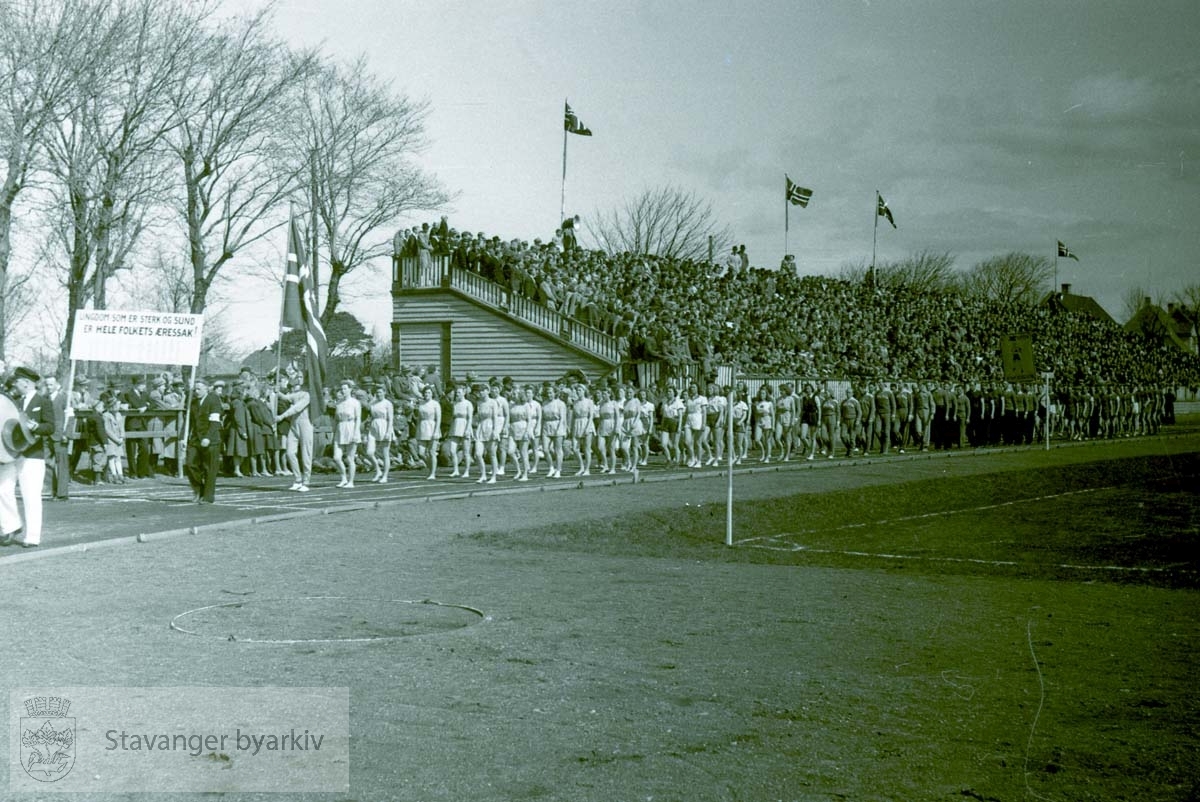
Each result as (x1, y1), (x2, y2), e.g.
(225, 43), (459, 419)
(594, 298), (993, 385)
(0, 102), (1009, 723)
(409, 380), (834, 479)
(374, 380), (744, 483)
(326, 378), (1179, 489)
(1054, 384), (1169, 441)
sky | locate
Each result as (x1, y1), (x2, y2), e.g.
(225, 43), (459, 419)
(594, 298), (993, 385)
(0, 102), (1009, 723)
(212, 0), (1200, 354)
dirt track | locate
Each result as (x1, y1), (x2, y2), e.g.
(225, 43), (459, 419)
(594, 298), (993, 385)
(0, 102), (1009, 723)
(3, 433), (1198, 800)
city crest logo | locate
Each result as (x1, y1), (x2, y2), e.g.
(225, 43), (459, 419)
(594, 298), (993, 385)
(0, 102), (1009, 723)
(20, 696), (75, 782)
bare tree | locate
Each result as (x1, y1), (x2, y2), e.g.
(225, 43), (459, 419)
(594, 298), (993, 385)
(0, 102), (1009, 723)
(589, 185), (732, 263)
(114, 245), (192, 313)
(0, 263), (37, 349)
(165, 6), (314, 316)
(1118, 284), (1166, 321)
(959, 252), (1053, 305)
(41, 0), (205, 358)
(0, 0), (90, 358)
(293, 57), (451, 324)
(842, 250), (957, 294)
(1173, 283), (1200, 314)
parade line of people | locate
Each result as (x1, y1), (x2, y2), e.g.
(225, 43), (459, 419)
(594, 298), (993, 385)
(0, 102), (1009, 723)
(0, 358), (1182, 551)
(204, 369), (1181, 491)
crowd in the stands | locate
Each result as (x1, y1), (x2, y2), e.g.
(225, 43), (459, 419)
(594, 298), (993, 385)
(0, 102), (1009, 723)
(395, 218), (1200, 390)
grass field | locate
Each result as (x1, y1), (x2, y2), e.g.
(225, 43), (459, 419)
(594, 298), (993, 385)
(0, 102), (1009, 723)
(465, 450), (1200, 800)
(3, 438), (1198, 801)
(474, 452), (1200, 586)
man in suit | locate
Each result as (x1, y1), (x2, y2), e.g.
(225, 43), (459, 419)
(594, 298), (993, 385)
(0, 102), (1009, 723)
(41, 375), (71, 499)
(184, 376), (224, 503)
(0, 366), (56, 548)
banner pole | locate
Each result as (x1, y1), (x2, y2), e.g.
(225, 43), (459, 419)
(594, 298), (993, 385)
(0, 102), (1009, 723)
(726, 364), (736, 547)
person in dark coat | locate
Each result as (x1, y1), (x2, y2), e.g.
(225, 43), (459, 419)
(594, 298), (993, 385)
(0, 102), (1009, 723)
(185, 376), (224, 503)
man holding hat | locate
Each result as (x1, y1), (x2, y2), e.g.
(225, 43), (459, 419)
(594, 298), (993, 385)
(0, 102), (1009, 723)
(0, 366), (55, 547)
(184, 376), (223, 503)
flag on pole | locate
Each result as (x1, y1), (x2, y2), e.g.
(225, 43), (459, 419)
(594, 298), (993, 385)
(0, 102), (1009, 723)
(877, 193), (896, 228)
(1057, 240), (1079, 261)
(282, 215), (328, 423)
(564, 101), (592, 136)
(785, 176), (813, 207)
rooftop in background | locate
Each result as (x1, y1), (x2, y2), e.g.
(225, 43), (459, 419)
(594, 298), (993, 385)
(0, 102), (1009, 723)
(1125, 300), (1199, 356)
(1040, 283), (1117, 327)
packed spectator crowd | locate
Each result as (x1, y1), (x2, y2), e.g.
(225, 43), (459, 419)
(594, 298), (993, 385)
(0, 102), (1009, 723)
(396, 217), (1200, 392)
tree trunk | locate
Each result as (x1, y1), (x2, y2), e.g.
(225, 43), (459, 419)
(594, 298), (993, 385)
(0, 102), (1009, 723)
(321, 259), (345, 325)
(0, 202), (11, 360)
(183, 149), (210, 316)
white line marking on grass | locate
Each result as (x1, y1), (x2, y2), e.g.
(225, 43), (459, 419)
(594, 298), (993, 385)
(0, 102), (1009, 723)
(746, 542), (1191, 573)
(736, 487), (1113, 545)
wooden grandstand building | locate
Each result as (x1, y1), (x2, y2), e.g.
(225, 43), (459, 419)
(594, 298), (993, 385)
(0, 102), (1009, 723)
(391, 252), (622, 384)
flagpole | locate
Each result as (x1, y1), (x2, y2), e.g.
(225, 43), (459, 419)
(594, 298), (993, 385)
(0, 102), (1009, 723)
(275, 203), (293, 383)
(871, 190), (879, 285)
(784, 176), (789, 259)
(1054, 241), (1059, 295)
(310, 160), (321, 320)
(560, 99), (569, 229)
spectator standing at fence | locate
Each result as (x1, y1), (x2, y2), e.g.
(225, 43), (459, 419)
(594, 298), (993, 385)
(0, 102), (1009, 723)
(145, 376), (168, 475)
(122, 375), (152, 479)
(99, 392), (126, 484)
(225, 383), (251, 478)
(416, 222), (434, 284)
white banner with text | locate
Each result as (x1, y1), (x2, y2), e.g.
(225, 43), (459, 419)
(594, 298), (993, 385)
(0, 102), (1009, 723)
(69, 309), (205, 366)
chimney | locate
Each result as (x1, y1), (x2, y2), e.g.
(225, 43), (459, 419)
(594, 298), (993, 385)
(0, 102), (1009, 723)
(1061, 283), (1071, 295)
(1144, 296), (1152, 308)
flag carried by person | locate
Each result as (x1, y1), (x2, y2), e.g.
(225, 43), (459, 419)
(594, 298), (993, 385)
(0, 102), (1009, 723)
(281, 214), (328, 423)
(785, 176), (813, 208)
(564, 101), (592, 136)
(877, 192), (896, 228)
(1057, 240), (1079, 261)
